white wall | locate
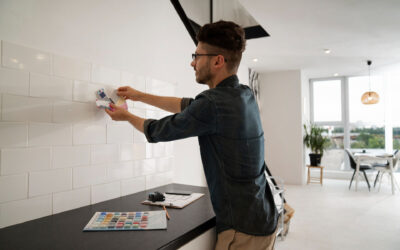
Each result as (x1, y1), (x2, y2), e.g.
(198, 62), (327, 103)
(259, 70), (305, 185)
(0, 0), (208, 228)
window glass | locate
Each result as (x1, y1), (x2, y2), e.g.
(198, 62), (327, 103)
(348, 76), (384, 125)
(312, 80), (342, 122)
(320, 126), (345, 171)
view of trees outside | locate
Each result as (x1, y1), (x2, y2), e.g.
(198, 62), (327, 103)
(394, 127), (400, 150)
(312, 71), (400, 172)
(350, 127), (385, 149)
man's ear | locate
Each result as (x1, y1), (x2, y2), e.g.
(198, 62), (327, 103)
(213, 55), (225, 69)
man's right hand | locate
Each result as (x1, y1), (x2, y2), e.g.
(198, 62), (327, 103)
(117, 86), (144, 101)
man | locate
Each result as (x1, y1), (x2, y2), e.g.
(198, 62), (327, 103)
(106, 20), (278, 250)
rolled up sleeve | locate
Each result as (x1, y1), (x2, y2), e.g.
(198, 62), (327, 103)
(143, 94), (216, 143)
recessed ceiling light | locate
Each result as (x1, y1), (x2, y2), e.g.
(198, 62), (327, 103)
(334, 73), (339, 77)
(324, 49), (331, 54)
(253, 58), (258, 62)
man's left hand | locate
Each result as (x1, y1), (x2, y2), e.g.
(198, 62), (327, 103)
(105, 103), (131, 121)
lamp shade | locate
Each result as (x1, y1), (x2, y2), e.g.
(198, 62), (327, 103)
(361, 91), (380, 104)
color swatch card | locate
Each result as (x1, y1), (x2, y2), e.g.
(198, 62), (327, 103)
(95, 88), (128, 110)
(83, 211), (167, 231)
(142, 193), (204, 209)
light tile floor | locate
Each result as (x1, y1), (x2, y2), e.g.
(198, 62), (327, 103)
(275, 178), (400, 250)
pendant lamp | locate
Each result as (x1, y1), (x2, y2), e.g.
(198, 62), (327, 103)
(361, 60), (379, 104)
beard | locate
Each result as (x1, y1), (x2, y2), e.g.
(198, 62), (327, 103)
(195, 62), (212, 85)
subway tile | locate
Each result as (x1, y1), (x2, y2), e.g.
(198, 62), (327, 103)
(153, 143), (166, 158)
(52, 145), (90, 169)
(0, 174), (28, 203)
(94, 107), (112, 124)
(73, 164), (107, 188)
(133, 129), (147, 143)
(146, 110), (159, 119)
(52, 55), (91, 81)
(159, 111), (172, 118)
(0, 195), (52, 228)
(120, 143), (146, 161)
(1, 41), (51, 74)
(133, 161), (143, 177)
(107, 123), (133, 144)
(29, 123), (72, 146)
(91, 181), (120, 204)
(73, 80), (103, 102)
(166, 142), (174, 155)
(91, 144), (118, 164)
(130, 107), (146, 118)
(0, 147), (51, 175)
(73, 123), (106, 144)
(121, 176), (146, 196)
(145, 171), (173, 190)
(107, 161), (133, 181)
(146, 78), (175, 96)
(0, 122), (27, 147)
(0, 68), (29, 95)
(53, 187), (90, 214)
(120, 72), (146, 92)
(30, 73), (73, 100)
(53, 101), (95, 123)
(29, 168), (72, 197)
(2, 94), (52, 122)
(133, 101), (147, 109)
(156, 157), (173, 173)
(141, 159), (156, 175)
(91, 64), (120, 85)
(146, 143), (153, 158)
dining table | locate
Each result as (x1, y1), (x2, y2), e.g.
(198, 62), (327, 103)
(354, 152), (398, 194)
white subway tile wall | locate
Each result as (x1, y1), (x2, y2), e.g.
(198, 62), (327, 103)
(30, 73), (73, 100)
(0, 41), (176, 228)
(0, 68), (29, 95)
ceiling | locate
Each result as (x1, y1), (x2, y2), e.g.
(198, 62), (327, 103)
(239, 0), (400, 78)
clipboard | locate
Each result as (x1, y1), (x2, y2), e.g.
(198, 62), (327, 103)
(142, 193), (204, 208)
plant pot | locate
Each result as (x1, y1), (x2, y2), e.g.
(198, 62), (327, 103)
(309, 153), (322, 166)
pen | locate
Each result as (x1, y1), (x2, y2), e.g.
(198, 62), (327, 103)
(165, 192), (191, 196)
(163, 206), (170, 220)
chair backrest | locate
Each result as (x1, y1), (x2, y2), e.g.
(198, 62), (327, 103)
(392, 150), (400, 171)
(345, 148), (357, 170)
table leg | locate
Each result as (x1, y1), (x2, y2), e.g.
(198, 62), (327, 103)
(320, 168), (323, 185)
(355, 160), (360, 191)
(307, 167), (310, 184)
(389, 160), (395, 195)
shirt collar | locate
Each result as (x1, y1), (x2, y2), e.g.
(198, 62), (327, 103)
(216, 75), (239, 88)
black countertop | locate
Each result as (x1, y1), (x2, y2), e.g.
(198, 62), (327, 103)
(0, 184), (216, 250)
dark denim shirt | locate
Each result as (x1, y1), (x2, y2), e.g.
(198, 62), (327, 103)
(143, 75), (278, 235)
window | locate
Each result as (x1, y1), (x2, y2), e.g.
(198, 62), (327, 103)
(391, 75), (400, 151)
(311, 64), (400, 172)
(312, 80), (342, 122)
(310, 79), (344, 171)
(348, 76), (384, 125)
(320, 126), (345, 171)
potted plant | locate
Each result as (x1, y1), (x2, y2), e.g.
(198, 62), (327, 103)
(303, 123), (330, 166)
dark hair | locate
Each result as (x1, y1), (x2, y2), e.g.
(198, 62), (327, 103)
(197, 20), (246, 72)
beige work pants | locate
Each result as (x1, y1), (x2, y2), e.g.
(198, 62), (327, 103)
(215, 228), (277, 250)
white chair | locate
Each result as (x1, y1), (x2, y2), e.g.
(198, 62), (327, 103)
(355, 150), (400, 194)
(373, 150), (400, 194)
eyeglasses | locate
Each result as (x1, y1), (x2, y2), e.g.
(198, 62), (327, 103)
(191, 53), (227, 62)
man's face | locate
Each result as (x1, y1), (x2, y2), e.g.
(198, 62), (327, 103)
(191, 42), (212, 85)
